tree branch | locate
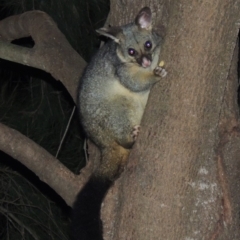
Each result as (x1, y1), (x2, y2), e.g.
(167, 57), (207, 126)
(0, 10), (87, 101)
(0, 11), (96, 206)
(0, 122), (93, 206)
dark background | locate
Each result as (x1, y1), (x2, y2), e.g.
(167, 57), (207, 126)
(0, 0), (109, 239)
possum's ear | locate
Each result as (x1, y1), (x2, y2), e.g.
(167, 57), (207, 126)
(135, 7), (152, 30)
(96, 26), (123, 43)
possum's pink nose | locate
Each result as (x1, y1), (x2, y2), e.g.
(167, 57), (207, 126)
(142, 57), (151, 68)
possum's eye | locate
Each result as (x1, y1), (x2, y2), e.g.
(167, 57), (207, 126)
(128, 48), (136, 56)
(144, 40), (152, 50)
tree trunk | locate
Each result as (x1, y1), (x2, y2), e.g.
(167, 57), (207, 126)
(102, 1), (240, 239)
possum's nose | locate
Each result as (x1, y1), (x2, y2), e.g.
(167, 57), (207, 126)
(141, 56), (151, 68)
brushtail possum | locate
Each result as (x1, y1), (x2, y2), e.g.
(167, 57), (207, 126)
(72, 7), (167, 240)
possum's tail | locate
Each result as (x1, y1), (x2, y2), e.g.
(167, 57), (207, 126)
(71, 144), (129, 240)
(71, 176), (112, 240)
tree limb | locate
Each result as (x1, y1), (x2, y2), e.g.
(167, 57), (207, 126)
(0, 11), (96, 206)
(0, 10), (87, 101)
(0, 122), (94, 206)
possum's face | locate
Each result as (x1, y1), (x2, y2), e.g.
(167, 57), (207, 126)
(96, 7), (161, 69)
(116, 24), (161, 68)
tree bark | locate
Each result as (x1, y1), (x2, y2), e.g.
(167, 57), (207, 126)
(102, 1), (240, 239)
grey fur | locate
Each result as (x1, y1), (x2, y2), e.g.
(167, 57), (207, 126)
(78, 7), (167, 178)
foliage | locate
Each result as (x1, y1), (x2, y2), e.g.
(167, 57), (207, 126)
(0, 165), (70, 240)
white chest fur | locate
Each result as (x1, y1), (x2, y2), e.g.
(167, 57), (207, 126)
(108, 80), (150, 122)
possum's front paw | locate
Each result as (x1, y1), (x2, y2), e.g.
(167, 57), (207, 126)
(131, 125), (140, 141)
(154, 66), (167, 78)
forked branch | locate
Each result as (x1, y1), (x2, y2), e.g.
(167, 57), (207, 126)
(0, 10), (86, 101)
(0, 11), (93, 206)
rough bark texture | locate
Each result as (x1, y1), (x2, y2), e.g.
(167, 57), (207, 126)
(215, 43), (240, 239)
(101, 1), (240, 239)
